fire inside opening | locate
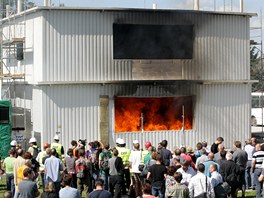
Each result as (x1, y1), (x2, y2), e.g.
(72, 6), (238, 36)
(114, 96), (193, 133)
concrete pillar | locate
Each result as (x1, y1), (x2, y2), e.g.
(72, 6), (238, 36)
(194, 0), (199, 10)
(99, 96), (109, 145)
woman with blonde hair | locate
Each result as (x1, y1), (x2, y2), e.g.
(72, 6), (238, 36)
(41, 181), (58, 198)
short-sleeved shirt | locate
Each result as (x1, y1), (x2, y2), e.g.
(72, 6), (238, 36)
(3, 156), (16, 174)
(253, 151), (264, 169)
(18, 179), (38, 198)
(87, 189), (112, 198)
(148, 164), (167, 187)
(64, 156), (77, 174)
(59, 187), (80, 198)
(99, 150), (112, 174)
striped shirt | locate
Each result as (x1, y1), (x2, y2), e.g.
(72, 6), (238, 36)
(252, 151), (264, 169)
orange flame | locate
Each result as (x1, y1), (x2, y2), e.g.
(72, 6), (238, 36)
(115, 97), (193, 133)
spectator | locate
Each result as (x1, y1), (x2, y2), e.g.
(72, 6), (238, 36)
(203, 152), (219, 177)
(51, 135), (64, 159)
(215, 150), (226, 167)
(41, 181), (58, 198)
(202, 141), (210, 154)
(252, 144), (264, 198)
(99, 143), (112, 190)
(165, 172), (189, 198)
(18, 168), (40, 198)
(188, 163), (215, 198)
(195, 149), (208, 167)
(147, 154), (167, 198)
(142, 183), (156, 198)
(44, 148), (63, 195)
(28, 137), (39, 159)
(71, 140), (78, 158)
(13, 149), (26, 198)
(143, 142), (153, 165)
(115, 138), (131, 195)
(109, 148), (124, 198)
(158, 140), (172, 167)
(75, 149), (91, 197)
(194, 142), (203, 159)
(172, 156), (182, 171)
(129, 140), (142, 198)
(36, 143), (50, 190)
(177, 160), (196, 186)
(211, 137), (224, 154)
(87, 178), (112, 198)
(219, 152), (241, 198)
(243, 138), (255, 189)
(59, 175), (80, 198)
(180, 147), (196, 170)
(165, 166), (177, 196)
(3, 149), (17, 195)
(233, 140), (247, 197)
(209, 164), (223, 188)
(213, 144), (224, 162)
(187, 147), (196, 164)
(64, 148), (77, 188)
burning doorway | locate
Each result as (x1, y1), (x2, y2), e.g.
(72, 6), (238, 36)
(114, 96), (193, 132)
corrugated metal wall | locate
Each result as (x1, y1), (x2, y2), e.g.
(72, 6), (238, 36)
(35, 83), (251, 150)
(40, 10), (250, 82)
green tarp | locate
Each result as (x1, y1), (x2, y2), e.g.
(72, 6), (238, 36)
(0, 100), (12, 159)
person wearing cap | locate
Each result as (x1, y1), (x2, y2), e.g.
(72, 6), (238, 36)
(141, 141), (152, 165)
(51, 135), (64, 159)
(116, 138), (131, 195)
(36, 143), (50, 191)
(28, 137), (40, 159)
(10, 140), (17, 150)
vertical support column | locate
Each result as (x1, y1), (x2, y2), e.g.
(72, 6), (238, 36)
(100, 96), (109, 145)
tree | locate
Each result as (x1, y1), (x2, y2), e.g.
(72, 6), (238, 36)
(250, 46), (264, 92)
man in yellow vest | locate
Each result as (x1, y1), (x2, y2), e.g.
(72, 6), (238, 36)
(115, 138), (131, 195)
(51, 135), (64, 159)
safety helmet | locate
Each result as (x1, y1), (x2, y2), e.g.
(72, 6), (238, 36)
(54, 135), (59, 140)
(44, 143), (50, 148)
(116, 138), (125, 145)
(10, 140), (17, 147)
(145, 141), (152, 148)
(29, 137), (37, 143)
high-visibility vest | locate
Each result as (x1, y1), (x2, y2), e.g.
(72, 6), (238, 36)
(116, 146), (130, 166)
(51, 142), (62, 159)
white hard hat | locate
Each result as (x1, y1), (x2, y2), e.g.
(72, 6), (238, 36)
(29, 137), (37, 143)
(54, 135), (59, 140)
(10, 140), (17, 146)
(118, 138), (125, 145)
(116, 138), (121, 144)
(133, 140), (139, 144)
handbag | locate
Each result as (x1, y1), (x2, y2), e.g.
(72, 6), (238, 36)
(214, 182), (231, 198)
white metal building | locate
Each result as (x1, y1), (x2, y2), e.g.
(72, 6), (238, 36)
(0, 6), (255, 150)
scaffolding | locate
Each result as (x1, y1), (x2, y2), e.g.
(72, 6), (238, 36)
(0, 0), (27, 135)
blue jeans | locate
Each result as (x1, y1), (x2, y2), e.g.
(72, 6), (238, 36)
(6, 173), (15, 195)
(152, 186), (164, 198)
(100, 172), (109, 190)
(245, 160), (253, 188)
(254, 168), (262, 198)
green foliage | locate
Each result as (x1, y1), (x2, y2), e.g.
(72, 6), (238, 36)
(251, 46), (264, 92)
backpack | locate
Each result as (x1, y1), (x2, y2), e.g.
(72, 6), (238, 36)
(100, 151), (111, 172)
(75, 159), (87, 178)
(32, 146), (40, 159)
(89, 149), (99, 170)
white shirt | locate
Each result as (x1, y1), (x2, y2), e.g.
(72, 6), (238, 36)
(129, 150), (141, 173)
(244, 144), (255, 160)
(188, 172), (215, 198)
(177, 167), (196, 186)
(210, 171), (223, 187)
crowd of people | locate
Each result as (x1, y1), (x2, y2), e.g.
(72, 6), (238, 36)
(0, 135), (263, 198)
